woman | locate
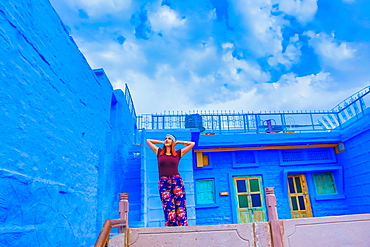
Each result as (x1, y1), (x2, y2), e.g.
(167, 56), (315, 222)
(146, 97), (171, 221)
(146, 134), (195, 226)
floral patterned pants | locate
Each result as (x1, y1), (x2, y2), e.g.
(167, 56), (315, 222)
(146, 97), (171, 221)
(158, 175), (188, 226)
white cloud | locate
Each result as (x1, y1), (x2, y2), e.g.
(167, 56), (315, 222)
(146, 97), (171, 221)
(222, 42), (234, 49)
(306, 31), (356, 70)
(233, 0), (302, 70)
(149, 5), (186, 32)
(254, 72), (338, 111)
(233, 0), (284, 56)
(222, 50), (270, 83)
(275, 71), (330, 91)
(130, 67), (189, 114)
(260, 71), (356, 111)
(195, 71), (343, 112)
(72, 37), (147, 70)
(277, 0), (318, 24)
(268, 34), (301, 69)
(316, 33), (355, 59)
(198, 87), (260, 112)
(61, 0), (132, 18)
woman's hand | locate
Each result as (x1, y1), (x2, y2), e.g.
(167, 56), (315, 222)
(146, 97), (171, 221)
(179, 141), (195, 156)
(176, 140), (190, 145)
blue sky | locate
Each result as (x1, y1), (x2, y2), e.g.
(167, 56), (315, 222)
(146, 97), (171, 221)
(50, 0), (370, 114)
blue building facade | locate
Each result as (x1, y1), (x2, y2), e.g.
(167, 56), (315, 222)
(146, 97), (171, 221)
(139, 95), (370, 226)
(192, 135), (346, 224)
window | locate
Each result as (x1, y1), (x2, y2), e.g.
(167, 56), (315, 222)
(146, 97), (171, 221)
(235, 151), (256, 164)
(280, 148), (336, 166)
(308, 150), (332, 161)
(233, 151), (258, 168)
(282, 151), (304, 162)
(313, 172), (337, 195)
(282, 167), (344, 201)
(196, 153), (209, 167)
(196, 179), (215, 204)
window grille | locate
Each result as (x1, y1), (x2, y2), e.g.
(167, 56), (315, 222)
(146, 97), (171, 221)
(308, 149), (331, 161)
(281, 151), (304, 162)
(235, 151), (256, 164)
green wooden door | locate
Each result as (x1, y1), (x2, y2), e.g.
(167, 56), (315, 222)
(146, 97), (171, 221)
(233, 176), (267, 223)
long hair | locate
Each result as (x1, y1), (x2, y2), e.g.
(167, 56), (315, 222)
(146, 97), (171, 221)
(159, 135), (177, 156)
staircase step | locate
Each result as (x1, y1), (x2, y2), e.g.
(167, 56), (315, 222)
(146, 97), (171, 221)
(122, 144), (144, 227)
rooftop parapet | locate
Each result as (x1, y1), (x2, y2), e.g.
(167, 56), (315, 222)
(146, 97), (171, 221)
(137, 86), (370, 134)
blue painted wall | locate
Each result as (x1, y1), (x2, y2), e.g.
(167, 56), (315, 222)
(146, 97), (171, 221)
(338, 114), (370, 214)
(192, 113), (370, 225)
(0, 1), (136, 246)
(193, 147), (348, 224)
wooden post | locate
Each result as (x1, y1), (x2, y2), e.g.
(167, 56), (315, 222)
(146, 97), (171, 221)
(118, 193), (129, 233)
(265, 187), (283, 247)
(119, 192), (129, 247)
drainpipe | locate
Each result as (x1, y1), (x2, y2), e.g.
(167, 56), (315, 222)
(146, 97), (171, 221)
(265, 187), (283, 247)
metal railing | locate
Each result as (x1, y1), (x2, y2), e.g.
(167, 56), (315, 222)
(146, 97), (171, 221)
(124, 83), (137, 121)
(137, 86), (370, 134)
(317, 86), (370, 130)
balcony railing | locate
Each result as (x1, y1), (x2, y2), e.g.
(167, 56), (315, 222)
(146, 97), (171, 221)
(137, 86), (370, 134)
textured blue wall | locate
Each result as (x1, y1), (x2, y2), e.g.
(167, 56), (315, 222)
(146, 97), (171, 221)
(0, 1), (135, 246)
(338, 114), (370, 214)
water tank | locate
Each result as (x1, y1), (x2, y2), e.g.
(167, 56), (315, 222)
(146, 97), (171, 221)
(185, 114), (205, 132)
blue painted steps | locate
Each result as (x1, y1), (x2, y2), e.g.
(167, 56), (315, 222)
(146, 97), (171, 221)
(123, 144), (144, 228)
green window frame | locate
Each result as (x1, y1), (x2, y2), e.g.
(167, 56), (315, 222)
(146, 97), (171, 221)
(196, 179), (215, 205)
(313, 172), (337, 195)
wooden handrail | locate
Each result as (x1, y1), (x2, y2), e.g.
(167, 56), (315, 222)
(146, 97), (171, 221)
(94, 218), (126, 247)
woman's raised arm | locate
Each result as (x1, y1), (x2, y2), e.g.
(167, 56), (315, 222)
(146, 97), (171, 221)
(177, 140), (196, 157)
(146, 139), (163, 154)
